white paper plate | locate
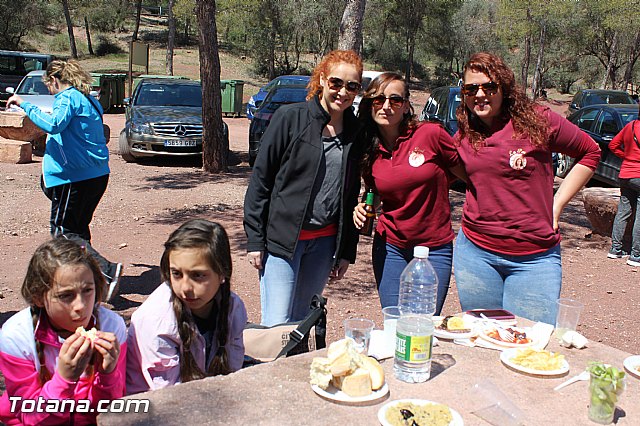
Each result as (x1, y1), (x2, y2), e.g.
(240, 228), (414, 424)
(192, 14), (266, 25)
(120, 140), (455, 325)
(623, 355), (640, 379)
(311, 382), (389, 404)
(478, 326), (536, 348)
(500, 347), (569, 376)
(378, 399), (464, 426)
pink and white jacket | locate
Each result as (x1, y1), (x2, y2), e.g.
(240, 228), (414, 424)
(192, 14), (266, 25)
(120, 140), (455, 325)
(0, 306), (127, 425)
(126, 283), (247, 395)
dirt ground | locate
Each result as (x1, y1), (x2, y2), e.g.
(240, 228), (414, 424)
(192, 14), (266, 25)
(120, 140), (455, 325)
(0, 101), (638, 364)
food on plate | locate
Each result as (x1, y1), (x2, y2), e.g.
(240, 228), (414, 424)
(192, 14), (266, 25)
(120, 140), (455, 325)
(438, 315), (470, 333)
(509, 348), (565, 371)
(309, 338), (385, 397)
(75, 326), (98, 342)
(559, 330), (588, 349)
(486, 327), (530, 344)
(384, 401), (452, 426)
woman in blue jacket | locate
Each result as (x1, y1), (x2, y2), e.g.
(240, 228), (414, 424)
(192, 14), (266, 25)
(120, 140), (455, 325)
(7, 59), (122, 301)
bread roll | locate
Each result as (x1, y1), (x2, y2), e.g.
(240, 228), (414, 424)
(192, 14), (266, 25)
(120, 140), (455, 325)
(76, 326), (97, 342)
(360, 356), (385, 390)
(339, 368), (372, 397)
(309, 357), (332, 389)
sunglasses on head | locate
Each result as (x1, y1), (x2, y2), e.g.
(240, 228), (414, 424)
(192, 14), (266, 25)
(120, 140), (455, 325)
(326, 77), (362, 94)
(461, 81), (499, 96)
(371, 95), (406, 109)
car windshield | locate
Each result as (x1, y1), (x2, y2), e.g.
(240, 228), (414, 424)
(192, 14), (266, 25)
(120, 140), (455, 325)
(620, 111), (639, 126)
(265, 77), (308, 91)
(135, 83), (202, 107)
(260, 88), (307, 113)
(584, 92), (634, 106)
(16, 76), (49, 95)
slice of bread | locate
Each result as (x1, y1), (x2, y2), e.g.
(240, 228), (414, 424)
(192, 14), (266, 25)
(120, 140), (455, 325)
(339, 368), (372, 397)
(359, 356), (385, 390)
(76, 326), (98, 342)
(309, 357), (332, 389)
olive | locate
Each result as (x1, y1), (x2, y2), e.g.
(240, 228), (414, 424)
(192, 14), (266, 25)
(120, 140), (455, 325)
(400, 408), (414, 420)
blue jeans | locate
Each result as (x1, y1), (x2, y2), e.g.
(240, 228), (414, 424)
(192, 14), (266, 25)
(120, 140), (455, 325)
(453, 229), (561, 324)
(372, 234), (452, 315)
(611, 178), (640, 259)
(259, 235), (336, 326)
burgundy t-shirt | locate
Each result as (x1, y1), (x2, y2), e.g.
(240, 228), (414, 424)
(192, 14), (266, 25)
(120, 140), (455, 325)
(372, 122), (460, 248)
(456, 108), (601, 255)
(609, 120), (640, 179)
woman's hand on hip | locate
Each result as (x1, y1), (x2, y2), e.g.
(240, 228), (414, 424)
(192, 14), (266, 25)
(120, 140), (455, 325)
(353, 203), (366, 229)
(248, 251), (264, 270)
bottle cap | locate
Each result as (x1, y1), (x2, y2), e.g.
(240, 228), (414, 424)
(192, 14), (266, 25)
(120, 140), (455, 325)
(414, 246), (429, 258)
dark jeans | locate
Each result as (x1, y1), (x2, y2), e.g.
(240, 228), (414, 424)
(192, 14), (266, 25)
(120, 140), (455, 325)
(372, 234), (453, 315)
(41, 174), (118, 280)
(611, 178), (640, 259)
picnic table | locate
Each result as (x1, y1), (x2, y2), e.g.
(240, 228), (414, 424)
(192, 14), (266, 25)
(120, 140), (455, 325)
(99, 319), (639, 425)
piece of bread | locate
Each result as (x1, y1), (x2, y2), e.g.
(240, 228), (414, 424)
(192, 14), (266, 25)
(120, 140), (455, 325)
(309, 357), (332, 389)
(75, 326), (98, 342)
(339, 368), (372, 397)
(330, 351), (358, 376)
(359, 356), (385, 390)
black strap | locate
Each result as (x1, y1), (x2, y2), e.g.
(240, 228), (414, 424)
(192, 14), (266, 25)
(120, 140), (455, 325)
(274, 294), (326, 360)
(633, 121), (640, 150)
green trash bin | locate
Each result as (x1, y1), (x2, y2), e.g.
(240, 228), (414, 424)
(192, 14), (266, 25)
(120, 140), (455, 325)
(90, 73), (126, 112)
(220, 79), (244, 117)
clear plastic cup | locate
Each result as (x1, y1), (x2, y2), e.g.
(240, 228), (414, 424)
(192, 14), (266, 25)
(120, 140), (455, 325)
(467, 379), (525, 426)
(382, 306), (400, 350)
(344, 318), (374, 353)
(555, 298), (584, 341)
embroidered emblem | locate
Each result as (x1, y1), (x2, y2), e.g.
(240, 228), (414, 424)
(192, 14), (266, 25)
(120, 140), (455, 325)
(409, 147), (425, 167)
(509, 148), (527, 170)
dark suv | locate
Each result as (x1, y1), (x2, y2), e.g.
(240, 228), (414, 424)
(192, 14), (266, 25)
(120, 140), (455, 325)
(419, 86), (461, 136)
(567, 89), (635, 116)
(0, 50), (54, 106)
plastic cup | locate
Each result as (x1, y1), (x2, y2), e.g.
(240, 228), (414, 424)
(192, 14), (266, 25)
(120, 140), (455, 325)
(382, 306), (400, 350)
(467, 379), (525, 426)
(344, 318), (374, 353)
(555, 298), (584, 340)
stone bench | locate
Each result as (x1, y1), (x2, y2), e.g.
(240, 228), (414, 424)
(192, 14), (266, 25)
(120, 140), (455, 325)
(0, 111), (47, 156)
(0, 138), (32, 164)
(582, 187), (634, 247)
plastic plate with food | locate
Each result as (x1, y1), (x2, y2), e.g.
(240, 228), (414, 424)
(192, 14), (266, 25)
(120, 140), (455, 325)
(500, 347), (569, 376)
(434, 315), (476, 340)
(478, 326), (536, 348)
(378, 399), (464, 426)
(623, 355), (640, 379)
(311, 382), (389, 404)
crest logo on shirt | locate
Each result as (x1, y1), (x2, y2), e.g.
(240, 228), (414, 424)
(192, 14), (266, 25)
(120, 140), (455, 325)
(409, 147), (425, 167)
(509, 148), (527, 170)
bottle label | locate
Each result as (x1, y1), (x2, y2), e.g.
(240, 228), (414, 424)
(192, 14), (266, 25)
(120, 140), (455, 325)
(395, 332), (432, 363)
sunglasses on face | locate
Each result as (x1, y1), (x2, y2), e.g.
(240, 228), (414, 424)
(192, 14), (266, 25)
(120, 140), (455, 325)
(326, 77), (362, 94)
(461, 81), (499, 96)
(371, 95), (406, 109)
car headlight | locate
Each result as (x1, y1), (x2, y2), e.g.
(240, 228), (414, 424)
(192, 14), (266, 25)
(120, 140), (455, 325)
(131, 122), (152, 134)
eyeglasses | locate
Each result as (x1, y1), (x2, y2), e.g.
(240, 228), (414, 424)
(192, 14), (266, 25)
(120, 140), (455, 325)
(326, 77), (362, 94)
(461, 81), (499, 96)
(371, 95), (406, 109)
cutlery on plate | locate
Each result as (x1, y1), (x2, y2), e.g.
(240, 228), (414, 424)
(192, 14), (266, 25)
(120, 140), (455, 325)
(553, 370), (590, 391)
(480, 313), (515, 342)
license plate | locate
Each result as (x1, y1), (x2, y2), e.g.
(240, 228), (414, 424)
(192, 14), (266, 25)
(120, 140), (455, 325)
(164, 139), (198, 147)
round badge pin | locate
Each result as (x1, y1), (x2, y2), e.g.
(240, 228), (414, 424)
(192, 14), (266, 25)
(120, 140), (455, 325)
(409, 147), (425, 167)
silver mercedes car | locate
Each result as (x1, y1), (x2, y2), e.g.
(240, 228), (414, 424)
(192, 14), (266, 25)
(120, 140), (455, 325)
(119, 78), (228, 162)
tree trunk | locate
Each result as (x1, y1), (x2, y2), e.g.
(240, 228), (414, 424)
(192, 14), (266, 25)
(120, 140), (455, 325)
(337, 0), (366, 54)
(166, 0), (176, 75)
(622, 30), (640, 91)
(196, 0), (227, 173)
(520, 8), (532, 95)
(405, 35), (415, 85)
(84, 17), (94, 56)
(61, 0), (78, 59)
(531, 22), (546, 99)
(601, 32), (618, 89)
(132, 0), (142, 41)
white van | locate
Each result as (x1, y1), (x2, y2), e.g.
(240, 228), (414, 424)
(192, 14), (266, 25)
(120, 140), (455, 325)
(352, 70), (384, 115)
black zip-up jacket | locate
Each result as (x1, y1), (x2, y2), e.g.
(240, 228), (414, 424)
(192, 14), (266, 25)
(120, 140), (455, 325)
(243, 96), (364, 264)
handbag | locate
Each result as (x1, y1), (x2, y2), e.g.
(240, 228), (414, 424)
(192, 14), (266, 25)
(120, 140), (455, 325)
(243, 295), (327, 366)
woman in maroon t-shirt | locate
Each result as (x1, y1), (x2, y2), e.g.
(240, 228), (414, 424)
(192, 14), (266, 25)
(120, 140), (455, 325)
(453, 53), (600, 324)
(353, 72), (466, 314)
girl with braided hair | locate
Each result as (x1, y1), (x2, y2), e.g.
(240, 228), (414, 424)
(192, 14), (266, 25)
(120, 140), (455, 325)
(0, 238), (126, 424)
(126, 219), (247, 394)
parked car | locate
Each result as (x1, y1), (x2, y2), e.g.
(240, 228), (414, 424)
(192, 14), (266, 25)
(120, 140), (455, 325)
(248, 85), (308, 166)
(352, 70), (384, 115)
(419, 85), (461, 136)
(0, 50), (54, 107)
(559, 104), (639, 185)
(5, 70), (54, 113)
(246, 75), (310, 120)
(119, 78), (228, 163)
(567, 89), (635, 116)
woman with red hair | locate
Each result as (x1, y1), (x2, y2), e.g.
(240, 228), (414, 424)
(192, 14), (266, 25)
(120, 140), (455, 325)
(453, 52), (601, 324)
(244, 50), (364, 325)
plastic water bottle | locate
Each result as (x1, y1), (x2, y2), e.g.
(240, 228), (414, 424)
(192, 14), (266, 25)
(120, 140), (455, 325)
(394, 246), (438, 383)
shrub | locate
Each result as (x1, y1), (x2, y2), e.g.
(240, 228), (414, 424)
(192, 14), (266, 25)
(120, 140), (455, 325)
(95, 35), (123, 56)
(48, 33), (69, 52)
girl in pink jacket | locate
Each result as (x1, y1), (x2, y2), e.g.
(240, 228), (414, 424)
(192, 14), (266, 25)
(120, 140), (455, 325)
(0, 238), (126, 425)
(126, 219), (247, 394)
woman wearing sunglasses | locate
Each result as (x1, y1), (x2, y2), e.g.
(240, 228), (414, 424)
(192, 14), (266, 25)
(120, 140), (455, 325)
(353, 72), (466, 313)
(453, 52), (601, 324)
(244, 50), (365, 326)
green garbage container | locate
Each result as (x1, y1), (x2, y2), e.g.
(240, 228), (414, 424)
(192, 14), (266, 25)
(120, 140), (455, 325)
(90, 73), (126, 112)
(220, 79), (244, 117)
